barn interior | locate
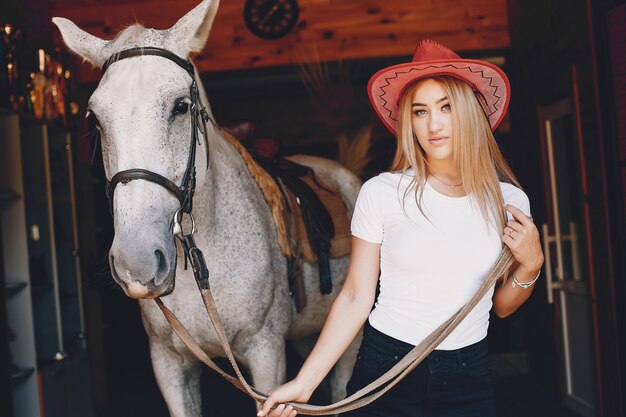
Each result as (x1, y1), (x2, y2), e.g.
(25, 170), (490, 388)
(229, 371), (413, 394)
(1, 1), (625, 417)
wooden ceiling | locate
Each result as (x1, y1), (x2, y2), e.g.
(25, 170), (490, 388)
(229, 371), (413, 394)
(51, 0), (510, 81)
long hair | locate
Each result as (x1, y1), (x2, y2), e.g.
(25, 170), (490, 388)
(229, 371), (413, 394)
(388, 76), (520, 232)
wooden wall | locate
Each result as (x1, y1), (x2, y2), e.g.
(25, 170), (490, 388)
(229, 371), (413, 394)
(50, 0), (509, 80)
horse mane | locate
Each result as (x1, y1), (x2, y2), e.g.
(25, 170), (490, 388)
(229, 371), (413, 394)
(107, 23), (167, 52)
(111, 24), (147, 42)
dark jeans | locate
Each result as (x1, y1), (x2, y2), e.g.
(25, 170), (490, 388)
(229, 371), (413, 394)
(339, 321), (496, 417)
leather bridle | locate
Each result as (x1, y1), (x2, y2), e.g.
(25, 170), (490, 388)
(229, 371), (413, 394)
(100, 46), (211, 288)
(102, 47), (211, 219)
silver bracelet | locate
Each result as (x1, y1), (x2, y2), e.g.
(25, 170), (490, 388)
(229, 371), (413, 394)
(511, 270), (541, 289)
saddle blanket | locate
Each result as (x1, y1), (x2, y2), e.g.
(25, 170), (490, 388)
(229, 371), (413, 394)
(220, 130), (351, 263)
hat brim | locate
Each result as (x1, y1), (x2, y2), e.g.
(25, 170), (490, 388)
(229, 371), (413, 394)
(368, 58), (510, 135)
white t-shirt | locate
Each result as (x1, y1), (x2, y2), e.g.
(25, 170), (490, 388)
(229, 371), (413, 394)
(351, 171), (531, 350)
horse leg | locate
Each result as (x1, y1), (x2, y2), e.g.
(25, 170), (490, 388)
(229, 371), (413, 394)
(289, 330), (360, 404)
(290, 334), (332, 401)
(149, 339), (203, 417)
(239, 332), (287, 410)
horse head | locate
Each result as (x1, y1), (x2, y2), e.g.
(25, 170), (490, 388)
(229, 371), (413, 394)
(54, 0), (220, 298)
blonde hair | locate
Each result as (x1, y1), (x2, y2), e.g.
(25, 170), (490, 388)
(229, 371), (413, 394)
(388, 76), (520, 231)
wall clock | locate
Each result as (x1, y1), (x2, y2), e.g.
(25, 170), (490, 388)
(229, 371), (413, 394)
(244, 0), (300, 40)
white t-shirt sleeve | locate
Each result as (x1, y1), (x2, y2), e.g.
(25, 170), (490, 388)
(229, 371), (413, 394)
(351, 178), (383, 244)
(502, 183), (532, 221)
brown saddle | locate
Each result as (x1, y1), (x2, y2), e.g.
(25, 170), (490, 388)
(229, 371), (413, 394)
(261, 158), (351, 299)
(220, 130), (351, 309)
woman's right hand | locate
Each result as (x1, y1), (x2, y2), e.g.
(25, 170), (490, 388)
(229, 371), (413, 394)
(257, 378), (312, 417)
(257, 237), (381, 417)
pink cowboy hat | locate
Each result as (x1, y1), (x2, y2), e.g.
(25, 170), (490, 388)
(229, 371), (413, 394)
(368, 39), (510, 135)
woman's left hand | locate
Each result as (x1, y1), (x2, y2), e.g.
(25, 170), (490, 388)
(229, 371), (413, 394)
(502, 205), (544, 274)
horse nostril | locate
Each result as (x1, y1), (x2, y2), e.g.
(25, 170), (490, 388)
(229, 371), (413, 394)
(109, 255), (126, 288)
(154, 249), (169, 286)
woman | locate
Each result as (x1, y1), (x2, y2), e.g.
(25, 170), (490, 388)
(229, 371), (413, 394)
(258, 39), (544, 417)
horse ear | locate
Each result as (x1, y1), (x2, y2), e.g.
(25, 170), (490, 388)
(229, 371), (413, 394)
(169, 0), (220, 53)
(53, 17), (108, 68)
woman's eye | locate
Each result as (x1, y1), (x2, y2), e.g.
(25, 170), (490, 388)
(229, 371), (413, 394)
(172, 99), (189, 117)
(442, 103), (451, 111)
(413, 109), (427, 116)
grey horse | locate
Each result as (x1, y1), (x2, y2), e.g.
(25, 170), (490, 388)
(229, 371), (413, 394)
(53, 1), (362, 415)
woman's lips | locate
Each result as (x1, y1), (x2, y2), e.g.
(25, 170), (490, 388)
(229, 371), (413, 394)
(429, 136), (449, 145)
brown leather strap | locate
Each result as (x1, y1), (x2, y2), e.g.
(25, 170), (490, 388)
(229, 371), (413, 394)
(102, 47), (210, 217)
(102, 47), (195, 77)
(155, 248), (514, 415)
(108, 168), (187, 206)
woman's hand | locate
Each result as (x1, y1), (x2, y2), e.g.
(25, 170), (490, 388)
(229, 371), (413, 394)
(502, 205), (544, 275)
(257, 237), (380, 416)
(257, 378), (311, 417)
(492, 204), (545, 317)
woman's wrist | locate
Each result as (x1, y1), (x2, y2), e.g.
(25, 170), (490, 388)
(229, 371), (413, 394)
(507, 263), (542, 290)
(293, 374), (316, 400)
(516, 264), (541, 280)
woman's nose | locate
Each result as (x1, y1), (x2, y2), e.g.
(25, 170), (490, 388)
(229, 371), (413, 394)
(429, 112), (443, 132)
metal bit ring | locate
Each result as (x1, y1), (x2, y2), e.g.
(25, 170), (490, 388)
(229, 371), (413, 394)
(173, 208), (196, 238)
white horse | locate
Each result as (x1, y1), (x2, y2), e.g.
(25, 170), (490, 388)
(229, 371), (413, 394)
(53, 1), (362, 416)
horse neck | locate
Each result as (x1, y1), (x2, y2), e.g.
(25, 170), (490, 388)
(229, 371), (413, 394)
(192, 80), (260, 234)
(193, 126), (264, 238)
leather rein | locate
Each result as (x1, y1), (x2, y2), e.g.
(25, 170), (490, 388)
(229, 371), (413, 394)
(100, 47), (516, 415)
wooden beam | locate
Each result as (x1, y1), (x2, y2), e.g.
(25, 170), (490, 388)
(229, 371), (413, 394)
(51, 0), (509, 82)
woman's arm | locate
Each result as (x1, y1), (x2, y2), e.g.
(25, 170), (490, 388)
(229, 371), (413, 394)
(258, 236), (382, 417)
(492, 205), (544, 318)
(492, 262), (541, 318)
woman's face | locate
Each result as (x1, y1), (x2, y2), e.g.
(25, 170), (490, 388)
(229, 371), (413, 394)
(410, 78), (454, 164)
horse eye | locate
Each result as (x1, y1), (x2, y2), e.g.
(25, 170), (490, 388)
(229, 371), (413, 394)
(86, 109), (101, 129)
(172, 99), (189, 117)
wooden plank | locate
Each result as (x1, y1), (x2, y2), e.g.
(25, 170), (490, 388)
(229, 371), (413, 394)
(53, 0), (509, 81)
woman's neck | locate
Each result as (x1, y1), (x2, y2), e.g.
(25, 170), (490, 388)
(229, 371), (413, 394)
(425, 158), (465, 197)
(425, 158), (461, 182)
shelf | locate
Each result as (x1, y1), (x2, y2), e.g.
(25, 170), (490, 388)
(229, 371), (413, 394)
(30, 282), (53, 293)
(17, 113), (69, 132)
(38, 358), (64, 373)
(0, 108), (17, 117)
(37, 350), (85, 374)
(2, 113), (92, 416)
(0, 187), (20, 208)
(11, 366), (34, 384)
(5, 282), (28, 297)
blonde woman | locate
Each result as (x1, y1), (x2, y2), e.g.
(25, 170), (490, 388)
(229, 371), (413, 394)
(258, 40), (544, 417)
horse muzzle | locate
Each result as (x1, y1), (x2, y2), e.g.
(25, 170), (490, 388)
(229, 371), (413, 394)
(109, 244), (176, 298)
